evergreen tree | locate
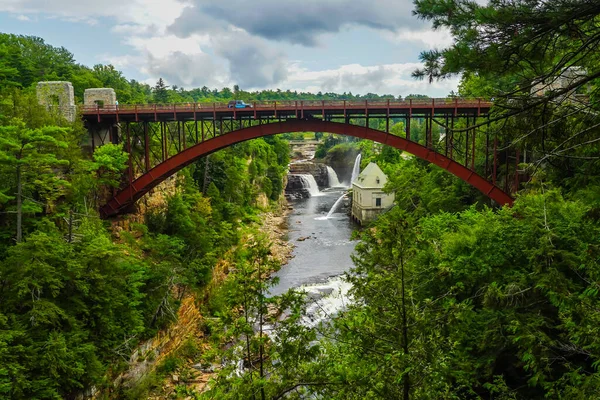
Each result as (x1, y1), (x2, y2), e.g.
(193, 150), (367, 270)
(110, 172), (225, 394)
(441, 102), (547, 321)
(153, 78), (169, 104)
(0, 121), (69, 242)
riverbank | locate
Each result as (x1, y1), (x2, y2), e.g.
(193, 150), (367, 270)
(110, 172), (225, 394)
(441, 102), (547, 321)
(109, 199), (294, 399)
(259, 203), (295, 266)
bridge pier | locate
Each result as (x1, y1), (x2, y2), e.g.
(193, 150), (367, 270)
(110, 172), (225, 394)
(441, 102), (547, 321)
(83, 88), (119, 152)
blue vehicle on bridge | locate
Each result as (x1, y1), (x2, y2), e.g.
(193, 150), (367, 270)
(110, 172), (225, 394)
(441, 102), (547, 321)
(227, 100), (252, 108)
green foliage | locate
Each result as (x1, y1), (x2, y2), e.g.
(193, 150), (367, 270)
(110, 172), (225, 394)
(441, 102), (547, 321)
(153, 78), (169, 104)
(0, 120), (70, 242)
(310, 190), (600, 399)
(200, 237), (323, 400)
(0, 32), (294, 399)
(0, 221), (151, 398)
(89, 143), (128, 188)
(2, 25), (600, 400)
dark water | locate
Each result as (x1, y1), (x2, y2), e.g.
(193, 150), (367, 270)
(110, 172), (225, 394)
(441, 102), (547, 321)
(269, 187), (357, 296)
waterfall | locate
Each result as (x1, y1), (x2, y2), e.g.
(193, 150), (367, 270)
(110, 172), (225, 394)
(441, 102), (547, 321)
(350, 154), (362, 184)
(298, 174), (321, 197)
(326, 194), (346, 218)
(326, 166), (341, 187)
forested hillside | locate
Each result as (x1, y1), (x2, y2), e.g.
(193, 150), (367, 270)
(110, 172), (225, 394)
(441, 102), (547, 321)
(2, 0), (600, 396)
(0, 33), (296, 399)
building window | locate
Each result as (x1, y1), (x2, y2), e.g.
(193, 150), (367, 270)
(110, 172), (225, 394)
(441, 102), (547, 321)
(376, 177), (380, 184)
(376, 198), (381, 207)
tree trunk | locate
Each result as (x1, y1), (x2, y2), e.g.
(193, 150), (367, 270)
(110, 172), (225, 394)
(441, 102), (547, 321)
(400, 235), (410, 400)
(16, 162), (22, 243)
(68, 209), (73, 243)
(243, 290), (256, 400)
(202, 155), (210, 194)
(259, 261), (266, 400)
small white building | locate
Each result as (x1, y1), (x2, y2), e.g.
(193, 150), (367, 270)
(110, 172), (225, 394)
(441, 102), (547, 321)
(351, 162), (395, 225)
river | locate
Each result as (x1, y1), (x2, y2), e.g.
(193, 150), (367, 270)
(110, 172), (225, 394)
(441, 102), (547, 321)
(269, 184), (357, 325)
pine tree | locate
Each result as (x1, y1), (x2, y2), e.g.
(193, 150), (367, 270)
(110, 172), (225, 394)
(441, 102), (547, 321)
(0, 121), (69, 242)
(153, 78), (169, 104)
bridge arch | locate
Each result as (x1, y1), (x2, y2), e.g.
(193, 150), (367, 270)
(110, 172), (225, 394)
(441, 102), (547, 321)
(100, 119), (513, 218)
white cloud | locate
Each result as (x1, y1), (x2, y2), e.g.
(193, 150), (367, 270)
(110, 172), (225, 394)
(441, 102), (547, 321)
(283, 62), (459, 97)
(0, 0), (187, 28)
(169, 0), (425, 46)
(384, 28), (454, 49)
(146, 51), (226, 88)
(125, 34), (210, 59)
(2, 0), (459, 96)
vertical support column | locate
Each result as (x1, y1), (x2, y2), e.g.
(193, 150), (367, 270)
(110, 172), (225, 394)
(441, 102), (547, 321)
(504, 148), (510, 193)
(514, 148), (520, 193)
(471, 116), (476, 170)
(450, 116), (454, 159)
(162, 122), (168, 161)
(386, 99), (390, 133)
(427, 114), (433, 148)
(144, 121), (150, 172)
(424, 116), (429, 147)
(465, 115), (470, 167)
(493, 132), (498, 186)
(444, 115), (449, 156)
(485, 115), (490, 178)
(407, 99), (412, 141)
(213, 103), (217, 129)
(365, 100), (368, 128)
(91, 126), (96, 152)
(126, 122), (133, 201)
(430, 98), (435, 148)
(112, 124), (120, 145)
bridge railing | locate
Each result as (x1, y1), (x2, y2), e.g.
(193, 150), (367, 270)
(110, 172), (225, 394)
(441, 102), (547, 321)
(79, 98), (490, 114)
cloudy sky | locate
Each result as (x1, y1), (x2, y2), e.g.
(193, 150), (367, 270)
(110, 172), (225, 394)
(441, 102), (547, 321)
(0, 0), (459, 97)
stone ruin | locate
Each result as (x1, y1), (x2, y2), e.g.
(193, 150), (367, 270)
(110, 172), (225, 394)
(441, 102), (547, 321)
(84, 88), (117, 107)
(83, 88), (119, 148)
(36, 83), (120, 149)
(36, 81), (76, 122)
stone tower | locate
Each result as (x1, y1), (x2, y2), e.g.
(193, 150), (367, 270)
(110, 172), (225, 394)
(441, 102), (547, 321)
(36, 81), (76, 122)
(83, 88), (117, 107)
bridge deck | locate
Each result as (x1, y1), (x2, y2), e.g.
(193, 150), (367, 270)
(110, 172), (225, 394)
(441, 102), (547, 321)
(81, 98), (490, 123)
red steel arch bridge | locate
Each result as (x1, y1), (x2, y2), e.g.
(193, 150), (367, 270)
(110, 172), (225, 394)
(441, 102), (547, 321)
(80, 98), (523, 218)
